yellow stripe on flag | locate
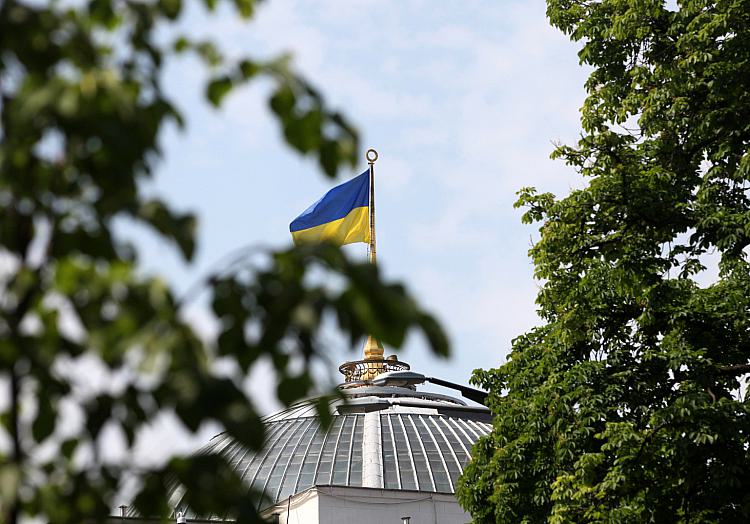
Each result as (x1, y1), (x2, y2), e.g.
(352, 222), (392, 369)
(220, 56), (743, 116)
(291, 206), (370, 246)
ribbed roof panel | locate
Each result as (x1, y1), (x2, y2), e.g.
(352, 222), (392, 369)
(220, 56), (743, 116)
(207, 410), (491, 509)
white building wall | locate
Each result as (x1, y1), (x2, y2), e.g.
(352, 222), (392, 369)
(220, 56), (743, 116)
(266, 486), (471, 524)
(269, 489), (319, 523)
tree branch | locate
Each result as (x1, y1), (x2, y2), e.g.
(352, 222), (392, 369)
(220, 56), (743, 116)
(8, 364), (21, 524)
(716, 364), (750, 376)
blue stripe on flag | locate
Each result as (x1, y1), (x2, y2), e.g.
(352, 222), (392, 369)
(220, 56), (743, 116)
(290, 171), (369, 232)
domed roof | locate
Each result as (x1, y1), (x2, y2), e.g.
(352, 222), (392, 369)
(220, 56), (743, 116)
(165, 356), (492, 518)
(203, 379), (491, 509)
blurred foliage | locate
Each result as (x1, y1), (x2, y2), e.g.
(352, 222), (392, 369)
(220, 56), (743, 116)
(458, 0), (750, 522)
(0, 0), (448, 522)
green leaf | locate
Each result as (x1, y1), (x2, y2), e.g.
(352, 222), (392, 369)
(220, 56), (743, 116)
(233, 0), (255, 18)
(206, 76), (233, 107)
(238, 59), (259, 79)
(32, 395), (56, 443)
(158, 0), (182, 19)
(137, 199), (197, 261)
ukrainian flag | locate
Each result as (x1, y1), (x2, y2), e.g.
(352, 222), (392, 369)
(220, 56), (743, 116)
(290, 171), (370, 246)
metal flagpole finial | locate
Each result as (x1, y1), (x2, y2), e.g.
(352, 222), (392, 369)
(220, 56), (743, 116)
(366, 148), (378, 164)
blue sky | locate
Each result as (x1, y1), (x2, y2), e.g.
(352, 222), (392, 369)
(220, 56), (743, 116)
(130, 0), (590, 451)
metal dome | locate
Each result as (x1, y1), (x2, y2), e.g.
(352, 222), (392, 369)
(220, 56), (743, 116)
(161, 356), (492, 519)
(201, 381), (491, 509)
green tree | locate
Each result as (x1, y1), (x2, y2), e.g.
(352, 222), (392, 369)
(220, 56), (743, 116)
(458, 0), (750, 522)
(0, 1), (448, 523)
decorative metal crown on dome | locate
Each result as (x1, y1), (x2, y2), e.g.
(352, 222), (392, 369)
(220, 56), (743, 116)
(338, 335), (410, 384)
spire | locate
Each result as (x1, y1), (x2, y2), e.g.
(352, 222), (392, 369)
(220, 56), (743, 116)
(362, 335), (384, 360)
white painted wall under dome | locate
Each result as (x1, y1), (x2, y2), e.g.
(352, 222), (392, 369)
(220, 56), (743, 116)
(263, 485), (471, 524)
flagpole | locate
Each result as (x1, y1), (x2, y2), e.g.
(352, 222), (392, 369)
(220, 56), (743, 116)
(363, 148), (383, 362)
(366, 148), (378, 265)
